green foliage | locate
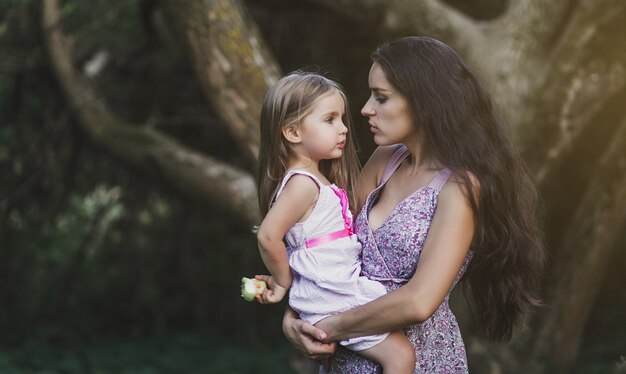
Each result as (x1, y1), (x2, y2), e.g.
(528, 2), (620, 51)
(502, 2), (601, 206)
(61, 1), (141, 55)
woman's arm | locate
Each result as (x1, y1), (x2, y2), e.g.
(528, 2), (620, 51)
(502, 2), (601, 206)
(256, 175), (318, 303)
(316, 179), (475, 341)
(282, 306), (337, 359)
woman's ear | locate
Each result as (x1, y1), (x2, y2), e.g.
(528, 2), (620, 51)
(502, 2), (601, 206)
(282, 124), (302, 144)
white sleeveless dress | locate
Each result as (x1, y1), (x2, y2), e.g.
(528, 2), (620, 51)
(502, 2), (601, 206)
(275, 169), (389, 351)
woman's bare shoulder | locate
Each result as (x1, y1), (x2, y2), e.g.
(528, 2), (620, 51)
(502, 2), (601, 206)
(442, 170), (480, 202)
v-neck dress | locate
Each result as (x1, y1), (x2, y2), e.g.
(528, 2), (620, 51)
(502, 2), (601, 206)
(324, 145), (474, 374)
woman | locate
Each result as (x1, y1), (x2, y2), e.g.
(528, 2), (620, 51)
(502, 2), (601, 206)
(282, 36), (544, 373)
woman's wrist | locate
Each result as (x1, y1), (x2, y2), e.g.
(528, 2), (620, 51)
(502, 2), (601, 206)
(282, 307), (297, 334)
(316, 314), (343, 342)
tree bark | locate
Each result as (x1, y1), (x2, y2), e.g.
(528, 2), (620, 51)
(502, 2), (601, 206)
(520, 0), (626, 180)
(159, 0), (282, 168)
(42, 0), (259, 226)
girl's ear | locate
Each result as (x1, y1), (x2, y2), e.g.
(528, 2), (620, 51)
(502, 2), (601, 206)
(282, 124), (302, 144)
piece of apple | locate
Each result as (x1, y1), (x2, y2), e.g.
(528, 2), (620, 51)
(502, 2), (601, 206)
(241, 277), (267, 301)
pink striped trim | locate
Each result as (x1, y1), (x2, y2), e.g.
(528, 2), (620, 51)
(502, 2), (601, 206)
(305, 228), (353, 248)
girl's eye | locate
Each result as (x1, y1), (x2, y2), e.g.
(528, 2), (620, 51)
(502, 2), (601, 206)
(325, 117), (334, 124)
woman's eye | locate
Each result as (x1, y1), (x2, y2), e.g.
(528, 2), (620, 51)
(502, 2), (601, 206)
(375, 97), (387, 104)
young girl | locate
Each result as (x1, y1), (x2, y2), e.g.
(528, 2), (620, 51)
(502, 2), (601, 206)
(252, 71), (415, 373)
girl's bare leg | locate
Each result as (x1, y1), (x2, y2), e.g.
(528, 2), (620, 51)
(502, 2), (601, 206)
(358, 331), (415, 373)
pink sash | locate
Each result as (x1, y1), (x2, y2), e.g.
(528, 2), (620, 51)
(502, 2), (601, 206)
(305, 184), (354, 248)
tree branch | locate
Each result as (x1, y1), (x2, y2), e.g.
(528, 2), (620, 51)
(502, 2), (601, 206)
(300, 0), (484, 59)
(42, 0), (259, 226)
(159, 0), (282, 168)
(496, 0), (580, 54)
(518, 0), (626, 181)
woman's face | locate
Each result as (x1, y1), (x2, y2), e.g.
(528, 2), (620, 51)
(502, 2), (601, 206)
(361, 63), (417, 146)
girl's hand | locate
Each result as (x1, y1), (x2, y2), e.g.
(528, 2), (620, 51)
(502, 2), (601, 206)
(283, 307), (337, 361)
(254, 275), (288, 304)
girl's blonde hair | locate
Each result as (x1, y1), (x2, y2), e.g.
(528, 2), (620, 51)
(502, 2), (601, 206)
(257, 71), (360, 218)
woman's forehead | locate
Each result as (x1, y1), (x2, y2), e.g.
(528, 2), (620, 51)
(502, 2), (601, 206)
(368, 63), (392, 92)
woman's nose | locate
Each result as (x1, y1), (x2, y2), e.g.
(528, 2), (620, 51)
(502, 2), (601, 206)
(361, 100), (375, 117)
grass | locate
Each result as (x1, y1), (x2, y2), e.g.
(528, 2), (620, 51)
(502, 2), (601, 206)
(0, 333), (294, 374)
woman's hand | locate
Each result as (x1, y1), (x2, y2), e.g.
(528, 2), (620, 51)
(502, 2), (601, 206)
(313, 316), (340, 343)
(283, 307), (337, 361)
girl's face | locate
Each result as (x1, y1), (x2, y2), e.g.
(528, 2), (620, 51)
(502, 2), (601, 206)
(296, 90), (348, 161)
(361, 63), (417, 146)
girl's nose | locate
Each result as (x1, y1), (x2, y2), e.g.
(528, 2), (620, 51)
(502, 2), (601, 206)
(339, 120), (348, 134)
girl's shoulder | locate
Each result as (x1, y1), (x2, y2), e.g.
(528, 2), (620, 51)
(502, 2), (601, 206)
(275, 169), (326, 201)
(283, 170), (320, 183)
(282, 168), (331, 186)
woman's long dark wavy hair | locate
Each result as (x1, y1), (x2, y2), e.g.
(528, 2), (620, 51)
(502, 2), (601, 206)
(372, 37), (544, 341)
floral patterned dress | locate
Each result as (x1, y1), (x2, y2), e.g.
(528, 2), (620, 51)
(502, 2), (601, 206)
(324, 145), (473, 374)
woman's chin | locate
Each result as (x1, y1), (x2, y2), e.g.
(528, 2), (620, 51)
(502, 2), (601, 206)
(373, 136), (392, 146)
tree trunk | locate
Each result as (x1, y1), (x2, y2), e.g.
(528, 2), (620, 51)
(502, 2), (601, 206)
(159, 0), (282, 168)
(530, 118), (626, 372)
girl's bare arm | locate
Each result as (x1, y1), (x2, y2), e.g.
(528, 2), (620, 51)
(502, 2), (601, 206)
(257, 175), (318, 293)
